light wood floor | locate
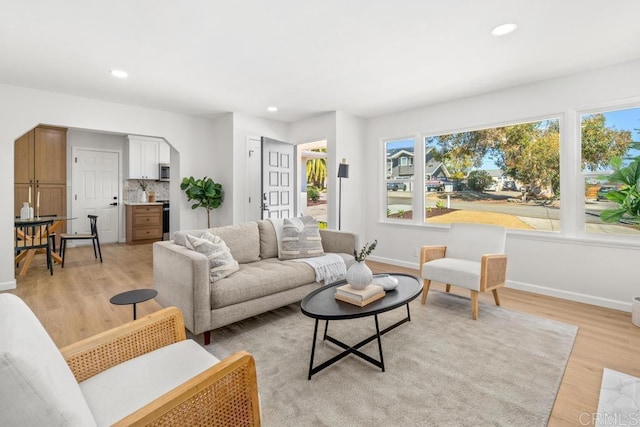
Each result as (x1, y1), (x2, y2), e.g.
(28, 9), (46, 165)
(6, 243), (640, 426)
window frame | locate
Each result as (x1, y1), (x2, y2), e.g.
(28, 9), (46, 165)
(575, 100), (640, 243)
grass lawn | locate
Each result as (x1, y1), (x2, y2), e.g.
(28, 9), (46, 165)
(426, 210), (534, 229)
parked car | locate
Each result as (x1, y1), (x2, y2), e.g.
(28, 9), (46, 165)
(597, 185), (616, 200)
(502, 181), (518, 191)
(425, 180), (444, 192)
(387, 182), (406, 191)
(484, 182), (498, 192)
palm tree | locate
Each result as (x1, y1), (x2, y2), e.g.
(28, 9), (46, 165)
(306, 149), (327, 189)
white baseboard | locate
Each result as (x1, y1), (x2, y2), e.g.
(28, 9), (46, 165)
(0, 280), (17, 291)
(366, 255), (632, 312)
(506, 280), (632, 312)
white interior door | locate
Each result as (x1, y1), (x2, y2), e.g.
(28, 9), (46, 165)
(72, 148), (119, 243)
(261, 137), (295, 219)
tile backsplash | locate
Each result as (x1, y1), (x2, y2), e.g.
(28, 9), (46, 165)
(124, 179), (170, 202)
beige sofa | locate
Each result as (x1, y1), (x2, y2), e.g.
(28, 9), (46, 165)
(153, 219), (358, 344)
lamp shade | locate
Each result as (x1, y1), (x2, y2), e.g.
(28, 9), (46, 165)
(337, 163), (349, 178)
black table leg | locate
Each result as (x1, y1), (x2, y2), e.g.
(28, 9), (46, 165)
(374, 314), (385, 372)
(323, 320), (329, 340)
(133, 303), (137, 320)
(308, 319), (320, 380)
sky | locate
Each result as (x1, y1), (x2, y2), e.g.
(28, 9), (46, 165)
(387, 106), (640, 173)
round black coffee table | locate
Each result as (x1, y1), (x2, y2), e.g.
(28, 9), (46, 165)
(301, 273), (422, 380)
(110, 289), (158, 320)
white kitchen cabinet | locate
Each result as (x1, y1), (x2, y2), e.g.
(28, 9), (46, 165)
(127, 135), (163, 179)
(158, 141), (170, 164)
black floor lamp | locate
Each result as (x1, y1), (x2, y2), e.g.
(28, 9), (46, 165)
(337, 159), (349, 230)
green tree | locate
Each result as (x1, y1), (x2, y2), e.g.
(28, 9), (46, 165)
(305, 149), (327, 189)
(467, 170), (492, 192)
(581, 114), (632, 171)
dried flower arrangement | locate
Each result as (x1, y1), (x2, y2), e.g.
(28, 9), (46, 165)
(354, 240), (377, 262)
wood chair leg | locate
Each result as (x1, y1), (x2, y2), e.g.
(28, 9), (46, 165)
(420, 279), (431, 304)
(470, 290), (479, 320)
(445, 284), (451, 293)
(492, 289), (501, 306)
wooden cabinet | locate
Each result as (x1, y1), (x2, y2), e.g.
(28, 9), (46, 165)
(127, 136), (168, 180)
(14, 127), (67, 240)
(126, 204), (163, 243)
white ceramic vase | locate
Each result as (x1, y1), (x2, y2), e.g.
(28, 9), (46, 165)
(346, 260), (373, 290)
(140, 190), (147, 203)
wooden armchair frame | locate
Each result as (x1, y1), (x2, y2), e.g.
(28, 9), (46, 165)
(60, 307), (261, 426)
(420, 245), (508, 320)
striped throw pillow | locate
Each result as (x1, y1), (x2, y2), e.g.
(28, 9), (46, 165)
(280, 216), (324, 260)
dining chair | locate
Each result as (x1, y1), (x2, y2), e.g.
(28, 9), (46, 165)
(15, 218), (54, 275)
(60, 215), (103, 267)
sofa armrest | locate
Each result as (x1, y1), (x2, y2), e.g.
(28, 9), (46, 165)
(319, 229), (359, 255)
(153, 241), (212, 335)
(113, 351), (260, 427)
(61, 307), (186, 382)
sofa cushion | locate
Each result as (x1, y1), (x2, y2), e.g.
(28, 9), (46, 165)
(211, 258), (316, 308)
(257, 219), (278, 259)
(174, 222), (261, 264)
(280, 217), (324, 260)
(422, 257), (482, 291)
(0, 294), (97, 427)
(80, 339), (219, 427)
(186, 232), (239, 281)
(210, 222), (261, 263)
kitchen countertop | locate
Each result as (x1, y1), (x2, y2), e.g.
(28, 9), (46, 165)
(123, 202), (164, 206)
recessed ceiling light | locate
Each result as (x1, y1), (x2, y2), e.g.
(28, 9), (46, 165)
(267, 106), (278, 112)
(109, 69), (128, 79)
(491, 23), (517, 37)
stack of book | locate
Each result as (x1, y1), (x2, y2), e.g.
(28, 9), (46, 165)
(334, 283), (385, 307)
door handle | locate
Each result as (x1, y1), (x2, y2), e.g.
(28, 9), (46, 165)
(110, 202), (118, 206)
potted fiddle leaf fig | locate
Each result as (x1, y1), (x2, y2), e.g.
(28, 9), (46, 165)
(180, 176), (223, 228)
(599, 156), (640, 226)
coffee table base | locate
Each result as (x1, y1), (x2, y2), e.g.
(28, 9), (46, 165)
(307, 304), (411, 380)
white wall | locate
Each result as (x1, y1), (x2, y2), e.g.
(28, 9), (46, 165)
(365, 59), (640, 311)
(335, 111), (366, 240)
(0, 84), (220, 290)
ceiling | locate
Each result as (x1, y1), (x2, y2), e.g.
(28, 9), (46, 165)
(1, 1), (640, 123)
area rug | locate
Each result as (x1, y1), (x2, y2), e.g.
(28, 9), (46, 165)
(204, 291), (578, 426)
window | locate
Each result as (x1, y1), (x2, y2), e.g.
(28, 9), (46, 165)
(580, 106), (640, 236)
(421, 118), (560, 230)
(385, 139), (414, 220)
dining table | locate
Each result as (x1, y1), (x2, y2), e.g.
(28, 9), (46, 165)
(14, 216), (77, 276)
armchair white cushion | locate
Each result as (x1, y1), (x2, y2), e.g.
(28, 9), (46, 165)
(0, 293), (261, 427)
(420, 223), (508, 319)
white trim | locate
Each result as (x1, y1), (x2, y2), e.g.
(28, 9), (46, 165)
(506, 280), (631, 312)
(367, 255), (633, 312)
(0, 280), (16, 291)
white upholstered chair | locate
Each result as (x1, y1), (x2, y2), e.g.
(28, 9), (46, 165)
(0, 293), (260, 427)
(420, 223), (508, 319)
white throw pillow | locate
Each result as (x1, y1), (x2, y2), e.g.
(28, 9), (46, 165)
(280, 216), (324, 260)
(186, 232), (239, 282)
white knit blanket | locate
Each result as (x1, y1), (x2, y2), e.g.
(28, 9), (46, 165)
(268, 218), (346, 284)
(295, 253), (346, 285)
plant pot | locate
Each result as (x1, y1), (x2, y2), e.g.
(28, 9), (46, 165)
(346, 261), (373, 290)
(632, 296), (640, 328)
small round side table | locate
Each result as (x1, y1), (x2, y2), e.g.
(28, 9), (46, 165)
(110, 289), (158, 320)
